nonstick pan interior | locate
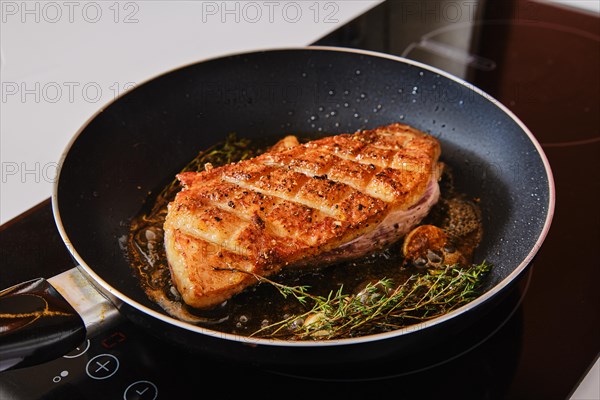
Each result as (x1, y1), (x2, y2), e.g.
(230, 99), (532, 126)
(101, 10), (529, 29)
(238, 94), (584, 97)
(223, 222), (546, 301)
(54, 47), (553, 352)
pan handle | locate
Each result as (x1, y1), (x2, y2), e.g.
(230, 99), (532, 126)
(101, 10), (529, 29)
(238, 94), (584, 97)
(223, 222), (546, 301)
(0, 268), (121, 371)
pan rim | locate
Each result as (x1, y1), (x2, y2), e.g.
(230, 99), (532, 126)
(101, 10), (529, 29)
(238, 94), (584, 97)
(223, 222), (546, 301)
(52, 45), (556, 347)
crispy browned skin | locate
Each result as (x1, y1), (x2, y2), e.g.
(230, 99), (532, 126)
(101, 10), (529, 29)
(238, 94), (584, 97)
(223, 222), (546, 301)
(164, 123), (441, 309)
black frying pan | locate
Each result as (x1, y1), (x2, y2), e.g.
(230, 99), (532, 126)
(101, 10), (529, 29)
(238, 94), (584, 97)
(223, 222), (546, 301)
(0, 47), (554, 371)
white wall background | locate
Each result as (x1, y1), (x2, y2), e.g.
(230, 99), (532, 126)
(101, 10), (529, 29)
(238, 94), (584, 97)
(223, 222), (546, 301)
(0, 0), (382, 224)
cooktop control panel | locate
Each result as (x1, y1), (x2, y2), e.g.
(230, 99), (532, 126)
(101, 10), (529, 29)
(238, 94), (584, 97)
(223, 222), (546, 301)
(0, 322), (162, 400)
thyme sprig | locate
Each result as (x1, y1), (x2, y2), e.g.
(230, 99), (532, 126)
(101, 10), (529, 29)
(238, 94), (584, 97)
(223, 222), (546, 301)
(249, 262), (492, 340)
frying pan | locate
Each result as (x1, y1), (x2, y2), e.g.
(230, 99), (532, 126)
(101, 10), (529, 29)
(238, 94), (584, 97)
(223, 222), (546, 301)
(0, 47), (554, 371)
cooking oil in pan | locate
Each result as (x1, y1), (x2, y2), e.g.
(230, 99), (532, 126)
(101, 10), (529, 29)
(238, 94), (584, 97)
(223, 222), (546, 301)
(127, 133), (485, 338)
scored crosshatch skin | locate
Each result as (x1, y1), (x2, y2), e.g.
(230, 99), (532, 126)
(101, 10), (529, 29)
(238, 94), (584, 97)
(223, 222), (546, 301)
(164, 122), (442, 309)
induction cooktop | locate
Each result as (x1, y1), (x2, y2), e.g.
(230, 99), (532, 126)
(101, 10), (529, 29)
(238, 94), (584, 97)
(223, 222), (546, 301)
(1, 1), (598, 399)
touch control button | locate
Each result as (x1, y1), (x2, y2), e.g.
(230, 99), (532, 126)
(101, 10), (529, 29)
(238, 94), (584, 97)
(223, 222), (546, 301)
(123, 380), (158, 400)
(85, 354), (119, 380)
(63, 339), (91, 358)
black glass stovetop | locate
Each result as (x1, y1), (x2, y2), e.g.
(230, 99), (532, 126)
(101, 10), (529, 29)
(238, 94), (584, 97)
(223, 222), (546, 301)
(1, 1), (598, 399)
